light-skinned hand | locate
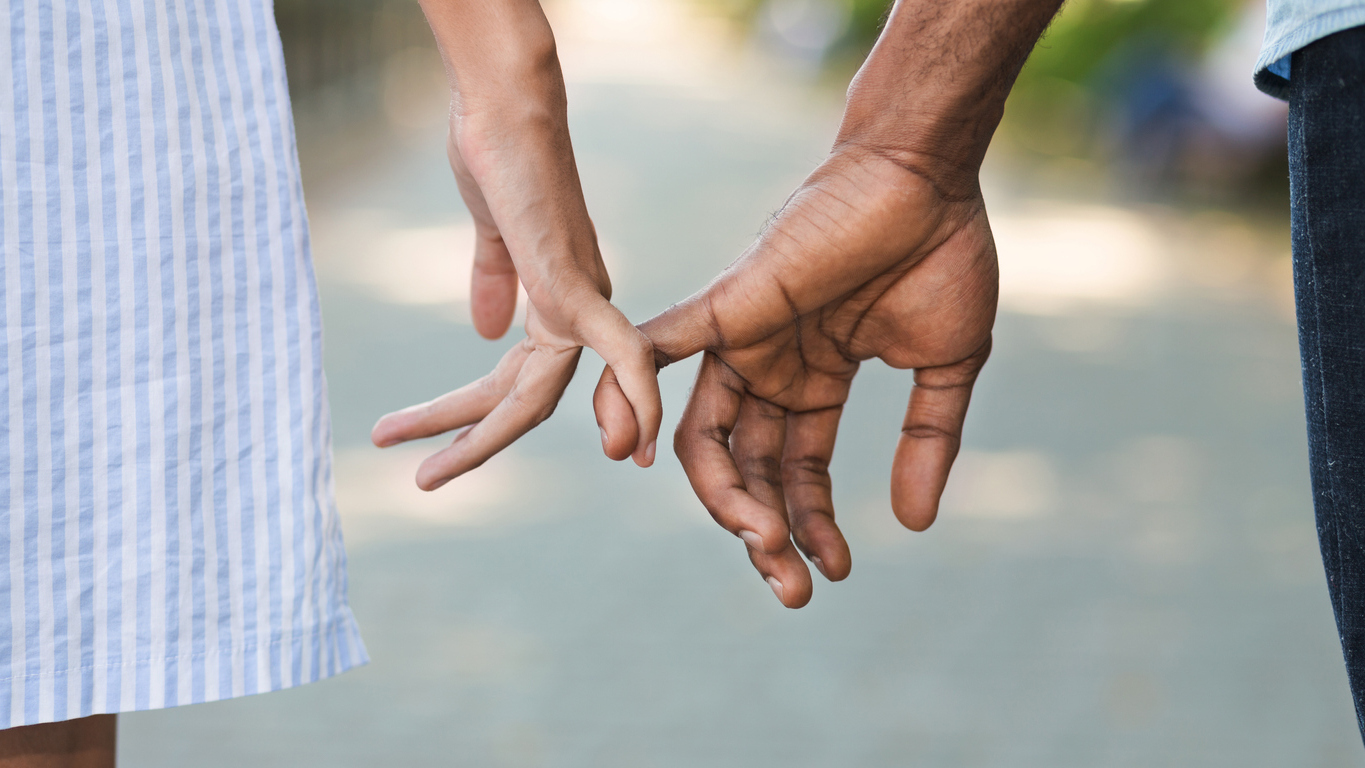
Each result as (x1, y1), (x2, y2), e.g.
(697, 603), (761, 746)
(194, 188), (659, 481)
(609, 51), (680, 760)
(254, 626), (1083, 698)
(371, 0), (660, 486)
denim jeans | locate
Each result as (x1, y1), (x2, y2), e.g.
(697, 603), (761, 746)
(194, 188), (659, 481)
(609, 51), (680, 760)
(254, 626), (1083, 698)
(1290, 24), (1365, 741)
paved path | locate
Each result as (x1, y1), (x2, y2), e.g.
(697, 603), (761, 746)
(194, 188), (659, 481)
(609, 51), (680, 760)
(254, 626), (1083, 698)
(123, 3), (1362, 765)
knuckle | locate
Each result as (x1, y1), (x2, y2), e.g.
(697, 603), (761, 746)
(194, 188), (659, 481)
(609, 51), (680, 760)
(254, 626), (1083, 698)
(783, 454), (830, 480)
(502, 385), (556, 425)
(673, 420), (707, 459)
(901, 423), (959, 441)
(473, 374), (502, 402)
(626, 331), (654, 362)
(704, 504), (735, 530)
(501, 385), (527, 412)
(507, 387), (554, 422)
(672, 424), (689, 456)
(674, 419), (731, 462)
(700, 424), (731, 446)
(736, 453), (783, 487)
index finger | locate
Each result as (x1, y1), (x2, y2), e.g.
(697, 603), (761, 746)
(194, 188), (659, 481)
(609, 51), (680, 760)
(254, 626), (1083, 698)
(673, 352), (792, 555)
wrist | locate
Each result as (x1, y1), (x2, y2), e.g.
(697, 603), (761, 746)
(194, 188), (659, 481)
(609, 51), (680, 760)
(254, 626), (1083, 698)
(833, 43), (1013, 196)
(831, 0), (1064, 196)
(835, 87), (1000, 201)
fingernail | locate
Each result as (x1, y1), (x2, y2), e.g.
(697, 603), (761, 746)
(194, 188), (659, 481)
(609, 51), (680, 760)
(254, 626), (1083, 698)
(766, 576), (784, 602)
(739, 530), (763, 550)
(810, 556), (828, 579)
(645, 441), (657, 465)
(600, 428), (610, 449)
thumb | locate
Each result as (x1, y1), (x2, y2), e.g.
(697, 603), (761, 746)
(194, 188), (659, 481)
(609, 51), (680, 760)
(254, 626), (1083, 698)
(641, 247), (808, 366)
(637, 293), (721, 369)
(890, 339), (991, 531)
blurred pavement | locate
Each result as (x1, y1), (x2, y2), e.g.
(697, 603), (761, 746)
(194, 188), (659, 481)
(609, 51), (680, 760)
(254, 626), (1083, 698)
(122, 1), (1362, 765)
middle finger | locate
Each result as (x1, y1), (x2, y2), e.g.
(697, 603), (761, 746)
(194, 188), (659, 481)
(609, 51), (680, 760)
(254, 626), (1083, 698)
(731, 394), (813, 608)
(371, 339), (532, 448)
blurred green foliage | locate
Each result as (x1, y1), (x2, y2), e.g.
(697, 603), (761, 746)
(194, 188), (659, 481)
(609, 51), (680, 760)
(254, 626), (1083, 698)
(708, 0), (1248, 161)
(703, 0), (888, 65)
(1023, 0), (1238, 84)
(274, 0), (431, 96)
(1009, 0), (1241, 155)
(707, 0), (1241, 78)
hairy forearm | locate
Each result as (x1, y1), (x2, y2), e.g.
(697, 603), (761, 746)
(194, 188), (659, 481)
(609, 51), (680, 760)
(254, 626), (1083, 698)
(837, 0), (1065, 193)
(417, 0), (564, 119)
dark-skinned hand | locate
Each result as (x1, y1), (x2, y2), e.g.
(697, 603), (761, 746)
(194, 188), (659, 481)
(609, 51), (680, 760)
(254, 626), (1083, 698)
(595, 147), (998, 608)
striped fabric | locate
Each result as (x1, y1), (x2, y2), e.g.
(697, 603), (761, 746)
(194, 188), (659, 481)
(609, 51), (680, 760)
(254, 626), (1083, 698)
(0, 0), (367, 728)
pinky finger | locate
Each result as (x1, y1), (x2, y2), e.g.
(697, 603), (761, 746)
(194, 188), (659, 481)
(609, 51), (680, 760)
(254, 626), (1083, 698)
(593, 364), (638, 462)
(890, 340), (991, 532)
(748, 544), (813, 609)
(576, 297), (661, 468)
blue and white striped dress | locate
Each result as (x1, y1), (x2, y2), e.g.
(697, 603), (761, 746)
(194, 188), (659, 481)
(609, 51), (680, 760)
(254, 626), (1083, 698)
(0, 0), (367, 728)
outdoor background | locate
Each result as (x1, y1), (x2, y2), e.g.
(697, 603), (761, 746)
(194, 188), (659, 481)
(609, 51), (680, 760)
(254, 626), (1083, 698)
(123, 0), (1360, 765)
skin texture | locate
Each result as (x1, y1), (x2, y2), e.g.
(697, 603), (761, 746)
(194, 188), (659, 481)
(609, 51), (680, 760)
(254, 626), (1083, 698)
(371, 0), (661, 481)
(597, 0), (1065, 607)
(595, 148), (997, 608)
(375, 0), (1065, 606)
(0, 716), (115, 768)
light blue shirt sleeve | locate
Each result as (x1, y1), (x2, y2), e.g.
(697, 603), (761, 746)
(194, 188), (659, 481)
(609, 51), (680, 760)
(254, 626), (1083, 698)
(1256, 0), (1365, 97)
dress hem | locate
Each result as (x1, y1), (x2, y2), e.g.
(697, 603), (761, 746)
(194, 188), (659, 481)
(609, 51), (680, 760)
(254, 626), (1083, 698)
(0, 609), (368, 729)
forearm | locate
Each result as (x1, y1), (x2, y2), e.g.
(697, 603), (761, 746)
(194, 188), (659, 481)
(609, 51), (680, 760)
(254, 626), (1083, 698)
(417, 0), (564, 120)
(837, 0), (1065, 194)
